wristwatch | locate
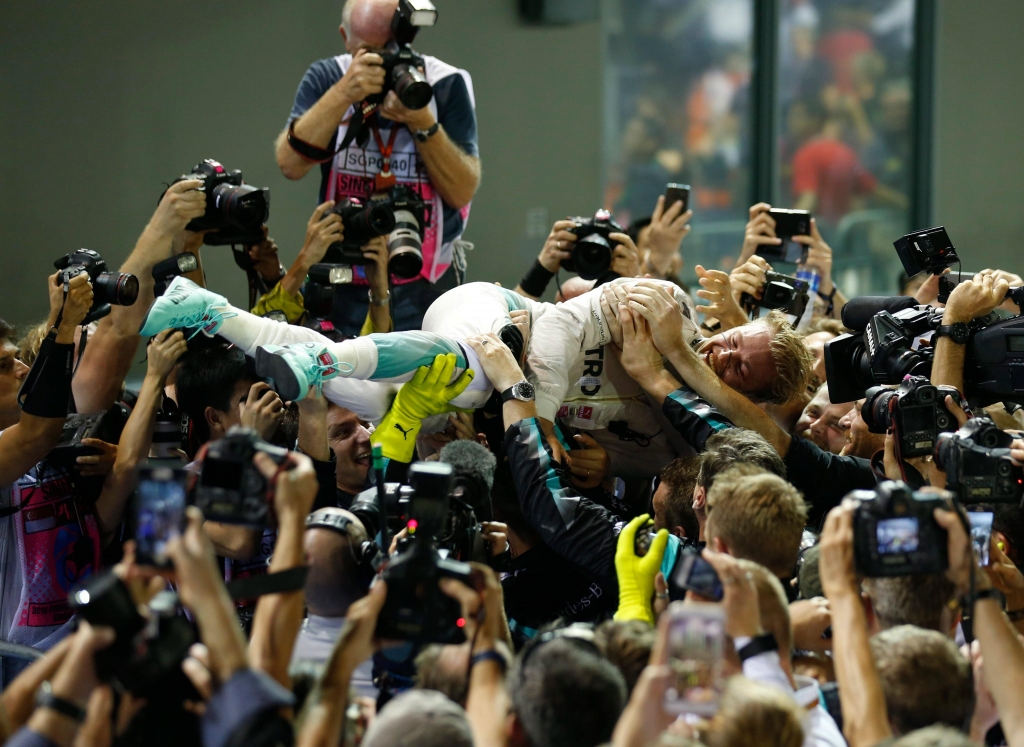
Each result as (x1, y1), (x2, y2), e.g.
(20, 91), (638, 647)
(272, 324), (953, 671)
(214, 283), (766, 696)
(935, 322), (970, 345)
(501, 380), (535, 403)
(35, 681), (86, 723)
(368, 288), (391, 307)
(413, 122), (441, 143)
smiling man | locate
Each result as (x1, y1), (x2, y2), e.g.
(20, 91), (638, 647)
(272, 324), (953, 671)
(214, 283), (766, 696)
(326, 403), (375, 505)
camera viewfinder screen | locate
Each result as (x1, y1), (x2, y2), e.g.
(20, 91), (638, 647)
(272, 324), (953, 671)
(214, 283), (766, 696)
(1007, 336), (1024, 353)
(876, 518), (919, 554)
(900, 406), (933, 433)
(200, 459), (244, 489)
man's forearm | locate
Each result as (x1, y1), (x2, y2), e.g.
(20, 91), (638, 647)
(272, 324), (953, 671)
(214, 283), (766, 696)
(930, 337), (966, 394)
(975, 598), (1024, 745)
(0, 416), (66, 488)
(416, 127), (480, 210)
(633, 370), (681, 407)
(95, 373), (165, 538)
(830, 592), (893, 747)
(466, 661), (510, 747)
(663, 342), (791, 455)
(276, 86), (355, 181)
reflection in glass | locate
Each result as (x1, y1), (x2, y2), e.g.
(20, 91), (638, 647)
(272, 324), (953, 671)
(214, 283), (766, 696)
(777, 0), (914, 294)
(602, 0), (754, 282)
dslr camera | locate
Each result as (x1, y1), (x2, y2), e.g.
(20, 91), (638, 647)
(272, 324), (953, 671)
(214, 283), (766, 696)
(935, 417), (1024, 505)
(167, 159), (270, 247)
(377, 0), (438, 110)
(861, 376), (962, 457)
(740, 271), (810, 319)
(194, 427), (289, 528)
(54, 249), (139, 324)
(375, 462), (474, 643)
(48, 404), (130, 469)
(851, 481), (949, 577)
(323, 185), (428, 280)
(563, 209), (626, 281)
(69, 572), (195, 697)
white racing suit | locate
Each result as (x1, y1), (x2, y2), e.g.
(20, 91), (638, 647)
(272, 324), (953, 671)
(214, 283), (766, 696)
(215, 283), (542, 423)
(525, 277), (703, 477)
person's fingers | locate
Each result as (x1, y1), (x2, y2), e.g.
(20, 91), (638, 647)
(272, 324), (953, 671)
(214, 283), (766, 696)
(619, 513), (649, 548)
(410, 362), (430, 387)
(619, 304), (637, 339)
(423, 353), (446, 388)
(573, 433), (600, 450)
(646, 529), (670, 567)
(438, 577), (481, 616)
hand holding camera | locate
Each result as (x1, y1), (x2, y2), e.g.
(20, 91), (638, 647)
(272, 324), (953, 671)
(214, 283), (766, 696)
(240, 382), (286, 440)
(738, 203), (783, 265)
(339, 48), (387, 104)
(252, 449), (317, 525)
(943, 271), (1011, 325)
(700, 549), (763, 638)
(645, 193), (692, 275)
(438, 563), (506, 652)
(729, 255), (770, 303)
(793, 218), (834, 291)
(49, 270), (94, 342)
(150, 178), (207, 238)
(818, 500), (860, 601)
(300, 201), (345, 267)
(610, 232), (642, 278)
(538, 219), (579, 273)
(380, 89), (435, 129)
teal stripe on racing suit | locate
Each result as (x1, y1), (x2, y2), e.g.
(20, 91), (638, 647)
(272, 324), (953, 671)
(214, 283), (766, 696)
(662, 386), (734, 452)
(367, 331), (466, 379)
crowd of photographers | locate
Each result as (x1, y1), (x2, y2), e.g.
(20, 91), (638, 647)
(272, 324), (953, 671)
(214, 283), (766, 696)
(6, 1), (1024, 747)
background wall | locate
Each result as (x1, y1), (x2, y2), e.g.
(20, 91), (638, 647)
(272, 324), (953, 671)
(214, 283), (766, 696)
(0, 1), (601, 329)
(932, 0), (1024, 272)
(1, 0), (1022, 331)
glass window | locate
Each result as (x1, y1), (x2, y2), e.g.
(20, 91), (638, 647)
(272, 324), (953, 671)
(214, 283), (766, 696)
(602, 0), (755, 281)
(776, 0), (915, 295)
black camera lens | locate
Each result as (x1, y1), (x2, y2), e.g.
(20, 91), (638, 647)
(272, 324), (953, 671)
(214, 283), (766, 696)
(213, 183), (270, 228)
(348, 203), (397, 247)
(94, 272), (140, 307)
(392, 63), (433, 109)
(571, 235), (612, 281)
(862, 387), (895, 434)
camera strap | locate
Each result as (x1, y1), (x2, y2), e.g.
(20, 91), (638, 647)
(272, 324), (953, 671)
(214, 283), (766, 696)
(286, 119), (345, 165)
(225, 565), (310, 601)
(370, 125), (400, 192)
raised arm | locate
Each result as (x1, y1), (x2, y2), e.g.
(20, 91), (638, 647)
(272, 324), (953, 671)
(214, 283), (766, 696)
(931, 271), (1009, 394)
(248, 452), (317, 688)
(819, 502), (893, 747)
(623, 282), (792, 455)
(72, 179), (205, 412)
(275, 50), (386, 181)
(0, 272), (93, 487)
(93, 330), (187, 542)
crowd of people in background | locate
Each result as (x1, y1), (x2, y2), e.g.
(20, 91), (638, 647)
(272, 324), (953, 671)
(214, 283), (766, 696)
(3, 1), (1024, 747)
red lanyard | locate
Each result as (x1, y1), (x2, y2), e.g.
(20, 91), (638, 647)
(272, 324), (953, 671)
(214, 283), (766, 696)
(371, 125), (400, 192)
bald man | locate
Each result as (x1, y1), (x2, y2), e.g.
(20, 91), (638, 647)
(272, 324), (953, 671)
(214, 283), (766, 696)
(291, 507), (377, 695)
(276, 0), (481, 335)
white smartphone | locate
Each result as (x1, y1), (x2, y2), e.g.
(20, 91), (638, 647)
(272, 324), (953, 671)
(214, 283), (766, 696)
(663, 602), (726, 716)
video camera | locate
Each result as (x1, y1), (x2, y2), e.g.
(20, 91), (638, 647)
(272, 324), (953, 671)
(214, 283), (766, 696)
(193, 427), (289, 528)
(935, 417), (1024, 505)
(824, 226), (1024, 407)
(850, 481), (950, 577)
(740, 270), (810, 320)
(861, 376), (963, 458)
(69, 572), (196, 697)
(166, 160), (270, 247)
(375, 462), (473, 644)
(563, 209), (626, 281)
(54, 249), (139, 324)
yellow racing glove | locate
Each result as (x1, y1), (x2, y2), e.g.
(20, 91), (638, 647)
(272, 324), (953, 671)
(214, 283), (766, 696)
(371, 353), (474, 463)
(613, 513), (669, 625)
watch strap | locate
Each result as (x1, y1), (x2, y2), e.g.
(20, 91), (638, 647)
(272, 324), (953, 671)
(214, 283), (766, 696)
(935, 323), (969, 343)
(414, 122), (441, 142)
(501, 381), (534, 403)
(37, 684), (87, 723)
(737, 632), (779, 663)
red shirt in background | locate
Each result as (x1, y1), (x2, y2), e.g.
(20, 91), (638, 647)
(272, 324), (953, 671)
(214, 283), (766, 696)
(791, 136), (877, 224)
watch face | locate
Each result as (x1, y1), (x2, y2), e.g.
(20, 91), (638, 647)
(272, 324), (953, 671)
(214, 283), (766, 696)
(513, 381), (535, 400)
